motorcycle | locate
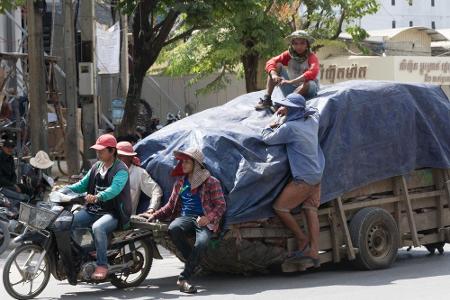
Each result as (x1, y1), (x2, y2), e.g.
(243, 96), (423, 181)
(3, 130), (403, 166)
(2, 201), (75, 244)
(0, 191), (24, 255)
(166, 111), (182, 125)
(2, 190), (159, 299)
(0, 168), (53, 255)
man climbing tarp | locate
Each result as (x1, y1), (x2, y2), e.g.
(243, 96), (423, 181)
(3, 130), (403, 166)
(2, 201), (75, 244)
(134, 80), (450, 226)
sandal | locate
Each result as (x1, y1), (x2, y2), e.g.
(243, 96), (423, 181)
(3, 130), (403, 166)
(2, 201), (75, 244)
(255, 98), (273, 110)
(91, 265), (108, 280)
(178, 280), (197, 294)
(286, 244), (310, 261)
(296, 255), (321, 268)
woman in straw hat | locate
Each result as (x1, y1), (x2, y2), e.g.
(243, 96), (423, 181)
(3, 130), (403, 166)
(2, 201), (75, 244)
(255, 30), (320, 110)
(139, 147), (226, 294)
(22, 150), (54, 201)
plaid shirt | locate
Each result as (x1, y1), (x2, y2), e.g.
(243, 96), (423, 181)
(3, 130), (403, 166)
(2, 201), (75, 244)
(153, 176), (226, 232)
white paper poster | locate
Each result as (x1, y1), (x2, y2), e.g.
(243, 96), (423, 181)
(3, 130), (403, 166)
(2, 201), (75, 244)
(96, 22), (120, 74)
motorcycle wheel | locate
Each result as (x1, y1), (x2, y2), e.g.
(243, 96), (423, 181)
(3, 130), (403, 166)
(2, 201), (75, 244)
(110, 240), (153, 289)
(2, 244), (51, 299)
(0, 220), (10, 255)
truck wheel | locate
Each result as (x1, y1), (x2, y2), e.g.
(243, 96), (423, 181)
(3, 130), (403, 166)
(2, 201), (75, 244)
(424, 242), (445, 255)
(349, 207), (400, 270)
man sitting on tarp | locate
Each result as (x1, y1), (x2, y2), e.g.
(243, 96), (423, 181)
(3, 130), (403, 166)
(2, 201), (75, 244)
(255, 30), (319, 111)
(262, 93), (325, 267)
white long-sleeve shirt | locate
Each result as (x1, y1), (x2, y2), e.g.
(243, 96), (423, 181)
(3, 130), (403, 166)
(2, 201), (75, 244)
(129, 164), (163, 215)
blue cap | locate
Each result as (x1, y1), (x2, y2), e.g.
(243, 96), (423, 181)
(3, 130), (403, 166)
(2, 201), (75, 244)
(273, 93), (306, 108)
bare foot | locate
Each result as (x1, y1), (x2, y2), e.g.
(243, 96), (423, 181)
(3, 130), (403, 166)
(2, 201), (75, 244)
(303, 247), (319, 259)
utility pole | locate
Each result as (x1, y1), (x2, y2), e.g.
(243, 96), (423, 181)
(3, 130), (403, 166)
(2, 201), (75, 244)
(120, 14), (129, 98)
(27, 0), (48, 154)
(63, 0), (80, 174)
(79, 0), (98, 159)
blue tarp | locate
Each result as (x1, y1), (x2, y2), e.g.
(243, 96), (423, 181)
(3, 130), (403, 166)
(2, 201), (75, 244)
(135, 80), (450, 225)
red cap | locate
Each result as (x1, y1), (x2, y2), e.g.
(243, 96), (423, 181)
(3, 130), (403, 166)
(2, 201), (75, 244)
(117, 141), (137, 156)
(90, 134), (117, 150)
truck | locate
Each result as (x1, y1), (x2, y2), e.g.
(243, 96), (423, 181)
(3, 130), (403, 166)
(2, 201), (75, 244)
(132, 80), (450, 274)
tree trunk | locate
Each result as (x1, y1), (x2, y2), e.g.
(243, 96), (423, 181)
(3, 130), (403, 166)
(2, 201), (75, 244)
(241, 51), (260, 93)
(117, 67), (145, 135)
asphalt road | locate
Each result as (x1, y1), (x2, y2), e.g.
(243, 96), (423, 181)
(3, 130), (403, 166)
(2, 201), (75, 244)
(1, 245), (450, 300)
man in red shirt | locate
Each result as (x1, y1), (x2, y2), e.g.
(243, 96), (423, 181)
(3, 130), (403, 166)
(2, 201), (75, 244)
(255, 30), (320, 110)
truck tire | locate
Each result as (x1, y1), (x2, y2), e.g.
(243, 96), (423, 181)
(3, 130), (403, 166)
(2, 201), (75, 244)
(349, 207), (400, 270)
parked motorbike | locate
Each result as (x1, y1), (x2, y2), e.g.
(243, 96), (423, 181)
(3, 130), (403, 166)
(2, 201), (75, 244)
(0, 168), (53, 255)
(2, 190), (157, 299)
(0, 191), (23, 255)
(166, 111), (182, 125)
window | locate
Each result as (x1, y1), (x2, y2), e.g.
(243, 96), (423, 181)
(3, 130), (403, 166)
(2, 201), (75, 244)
(431, 0), (435, 7)
(392, 20), (396, 28)
(431, 21), (436, 29)
(409, 21), (413, 27)
(391, 0), (395, 5)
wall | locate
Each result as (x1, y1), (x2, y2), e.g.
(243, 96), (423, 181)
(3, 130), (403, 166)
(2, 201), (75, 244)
(319, 56), (395, 85)
(319, 55), (450, 85)
(97, 74), (121, 128)
(394, 56), (450, 84)
(140, 74), (247, 121)
(0, 15), (8, 53)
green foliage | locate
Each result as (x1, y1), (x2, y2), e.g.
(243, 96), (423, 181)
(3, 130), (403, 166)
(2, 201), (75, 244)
(160, 0), (380, 94)
(117, 0), (229, 35)
(301, 0), (379, 40)
(345, 25), (371, 54)
(0, 0), (25, 13)
(158, 0), (290, 94)
(116, 1), (238, 133)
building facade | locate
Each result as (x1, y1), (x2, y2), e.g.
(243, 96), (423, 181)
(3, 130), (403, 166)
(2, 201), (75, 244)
(357, 0), (450, 30)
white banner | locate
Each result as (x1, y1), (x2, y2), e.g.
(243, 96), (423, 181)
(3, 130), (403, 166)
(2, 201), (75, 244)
(96, 22), (120, 74)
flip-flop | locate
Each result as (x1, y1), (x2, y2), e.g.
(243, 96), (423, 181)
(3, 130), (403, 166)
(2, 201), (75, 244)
(296, 255), (321, 268)
(91, 266), (108, 280)
(286, 245), (310, 262)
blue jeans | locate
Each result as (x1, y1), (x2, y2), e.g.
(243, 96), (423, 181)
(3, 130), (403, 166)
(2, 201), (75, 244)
(279, 67), (319, 99)
(168, 216), (212, 280)
(71, 209), (118, 266)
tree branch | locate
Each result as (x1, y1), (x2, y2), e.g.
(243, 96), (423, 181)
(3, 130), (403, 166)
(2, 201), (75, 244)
(315, 8), (324, 30)
(302, 0), (314, 29)
(163, 26), (199, 46)
(153, 9), (180, 46)
(264, 0), (275, 14)
(331, 8), (346, 40)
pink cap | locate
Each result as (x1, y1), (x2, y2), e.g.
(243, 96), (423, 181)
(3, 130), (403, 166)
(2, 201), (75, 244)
(90, 134), (117, 150)
(117, 141), (137, 156)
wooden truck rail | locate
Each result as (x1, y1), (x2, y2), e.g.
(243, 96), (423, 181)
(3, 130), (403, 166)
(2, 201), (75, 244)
(132, 168), (450, 274)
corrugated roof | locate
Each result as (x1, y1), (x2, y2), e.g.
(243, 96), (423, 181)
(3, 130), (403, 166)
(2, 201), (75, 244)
(340, 26), (448, 42)
(436, 29), (450, 40)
